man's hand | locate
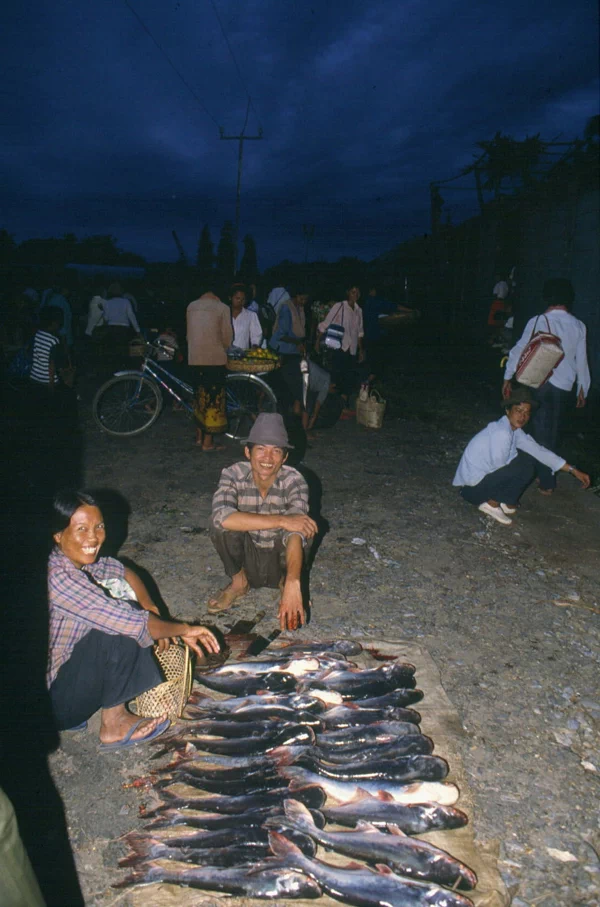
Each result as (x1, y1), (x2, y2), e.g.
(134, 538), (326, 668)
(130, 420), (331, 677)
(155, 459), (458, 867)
(180, 625), (221, 659)
(279, 514), (318, 539)
(358, 348), (365, 364)
(576, 388), (586, 409)
(279, 579), (305, 632)
(502, 379), (512, 400)
(572, 468), (591, 489)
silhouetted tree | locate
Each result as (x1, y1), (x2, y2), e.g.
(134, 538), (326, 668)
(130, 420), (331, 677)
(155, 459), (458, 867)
(196, 225), (214, 277)
(475, 132), (544, 197)
(239, 233), (258, 282)
(216, 221), (235, 284)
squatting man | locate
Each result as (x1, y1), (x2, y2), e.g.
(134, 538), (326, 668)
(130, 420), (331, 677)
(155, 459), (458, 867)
(209, 413), (318, 630)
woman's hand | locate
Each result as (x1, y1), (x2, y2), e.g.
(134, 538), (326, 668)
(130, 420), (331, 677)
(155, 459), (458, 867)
(181, 625), (221, 659)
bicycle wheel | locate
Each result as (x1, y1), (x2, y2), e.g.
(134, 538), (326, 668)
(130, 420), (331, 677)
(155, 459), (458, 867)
(93, 374), (163, 437)
(225, 373), (277, 441)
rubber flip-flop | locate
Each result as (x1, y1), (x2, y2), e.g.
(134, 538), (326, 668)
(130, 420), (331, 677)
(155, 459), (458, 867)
(99, 717), (170, 752)
(66, 721), (88, 731)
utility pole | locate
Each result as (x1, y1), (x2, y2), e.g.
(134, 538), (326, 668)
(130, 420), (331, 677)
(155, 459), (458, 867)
(220, 107), (263, 275)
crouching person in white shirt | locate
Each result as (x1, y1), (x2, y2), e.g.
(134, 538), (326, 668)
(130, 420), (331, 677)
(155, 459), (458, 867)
(453, 387), (590, 525)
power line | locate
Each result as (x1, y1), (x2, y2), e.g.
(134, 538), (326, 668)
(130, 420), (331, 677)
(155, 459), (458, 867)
(122, 0), (221, 129)
(207, 0), (262, 132)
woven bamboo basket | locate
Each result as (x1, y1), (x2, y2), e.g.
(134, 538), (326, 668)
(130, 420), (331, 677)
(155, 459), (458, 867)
(130, 642), (192, 719)
(226, 357), (279, 373)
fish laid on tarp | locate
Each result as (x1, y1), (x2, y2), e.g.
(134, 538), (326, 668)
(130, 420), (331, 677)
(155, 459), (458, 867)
(276, 639), (363, 656)
(317, 720), (421, 745)
(356, 689), (425, 708)
(154, 770), (283, 796)
(194, 670), (297, 696)
(152, 715), (321, 757)
(288, 753), (449, 784)
(114, 858), (323, 898)
(281, 766), (460, 806)
(315, 736), (434, 764)
(321, 792), (469, 834)
(145, 805), (326, 831)
(142, 784), (326, 817)
(120, 827), (316, 866)
(154, 723), (315, 758)
(302, 661), (417, 699)
(267, 831), (475, 907)
(267, 800), (477, 889)
(320, 705), (419, 729)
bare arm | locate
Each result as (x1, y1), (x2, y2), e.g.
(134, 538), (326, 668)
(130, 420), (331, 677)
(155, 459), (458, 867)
(222, 511), (318, 538)
(279, 534), (305, 631)
(146, 613), (220, 658)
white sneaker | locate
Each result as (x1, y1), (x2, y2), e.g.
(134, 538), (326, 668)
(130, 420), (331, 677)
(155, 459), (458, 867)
(500, 503), (517, 515)
(478, 502), (512, 525)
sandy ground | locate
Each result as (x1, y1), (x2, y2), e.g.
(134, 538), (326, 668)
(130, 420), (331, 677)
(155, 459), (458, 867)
(4, 333), (599, 907)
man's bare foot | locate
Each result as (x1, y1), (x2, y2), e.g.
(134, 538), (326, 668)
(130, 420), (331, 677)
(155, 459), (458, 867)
(202, 443), (226, 452)
(538, 487), (554, 496)
(208, 581), (249, 613)
(99, 706), (167, 745)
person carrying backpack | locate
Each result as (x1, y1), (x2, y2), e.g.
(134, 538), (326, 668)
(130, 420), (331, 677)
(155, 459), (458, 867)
(502, 278), (590, 495)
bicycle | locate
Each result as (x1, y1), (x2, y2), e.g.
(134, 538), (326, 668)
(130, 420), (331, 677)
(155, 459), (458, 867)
(92, 340), (278, 439)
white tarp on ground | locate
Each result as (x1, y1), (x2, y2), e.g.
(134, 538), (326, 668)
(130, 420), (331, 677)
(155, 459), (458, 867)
(130, 637), (510, 907)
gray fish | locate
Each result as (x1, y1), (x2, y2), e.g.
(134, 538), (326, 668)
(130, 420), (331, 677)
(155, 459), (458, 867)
(321, 792), (469, 835)
(316, 736), (434, 764)
(358, 689), (424, 708)
(268, 831), (474, 907)
(114, 858), (322, 898)
(290, 753), (449, 784)
(143, 784), (326, 817)
(320, 705), (419, 729)
(318, 719), (420, 743)
(302, 661), (416, 699)
(155, 723), (315, 758)
(195, 670), (297, 696)
(268, 800), (477, 890)
(145, 805), (326, 831)
(276, 639), (363, 656)
(120, 827), (316, 865)
(280, 765), (460, 805)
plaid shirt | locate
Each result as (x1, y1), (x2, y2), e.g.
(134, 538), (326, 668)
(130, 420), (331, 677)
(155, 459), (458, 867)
(47, 548), (153, 687)
(211, 462), (309, 549)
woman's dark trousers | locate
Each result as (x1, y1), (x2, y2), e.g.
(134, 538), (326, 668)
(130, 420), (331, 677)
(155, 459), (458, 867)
(49, 630), (161, 731)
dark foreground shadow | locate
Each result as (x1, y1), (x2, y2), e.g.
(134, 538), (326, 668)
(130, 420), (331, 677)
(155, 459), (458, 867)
(0, 392), (85, 905)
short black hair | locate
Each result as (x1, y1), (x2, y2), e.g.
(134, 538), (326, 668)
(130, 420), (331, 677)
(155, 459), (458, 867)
(52, 489), (100, 534)
(39, 306), (63, 330)
(543, 278), (574, 310)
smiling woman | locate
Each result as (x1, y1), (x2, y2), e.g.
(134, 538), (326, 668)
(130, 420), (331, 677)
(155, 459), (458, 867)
(47, 490), (220, 749)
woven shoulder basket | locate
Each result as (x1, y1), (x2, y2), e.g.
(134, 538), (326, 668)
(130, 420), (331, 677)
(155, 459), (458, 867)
(130, 642), (193, 719)
(227, 357), (278, 373)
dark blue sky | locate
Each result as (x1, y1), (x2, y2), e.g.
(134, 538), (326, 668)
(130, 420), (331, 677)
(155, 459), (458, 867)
(1, 0), (598, 267)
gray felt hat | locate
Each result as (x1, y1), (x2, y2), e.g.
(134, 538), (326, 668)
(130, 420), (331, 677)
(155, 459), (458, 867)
(242, 413), (293, 448)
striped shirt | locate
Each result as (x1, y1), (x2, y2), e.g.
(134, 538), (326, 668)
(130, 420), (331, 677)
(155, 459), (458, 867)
(30, 329), (60, 384)
(211, 461), (309, 548)
(47, 548), (153, 687)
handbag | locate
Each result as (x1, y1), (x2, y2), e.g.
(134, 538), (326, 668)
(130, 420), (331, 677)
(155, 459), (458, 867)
(356, 387), (386, 429)
(323, 304), (345, 350)
(514, 315), (564, 389)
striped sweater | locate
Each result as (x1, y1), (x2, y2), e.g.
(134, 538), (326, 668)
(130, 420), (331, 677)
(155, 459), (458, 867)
(30, 329), (60, 384)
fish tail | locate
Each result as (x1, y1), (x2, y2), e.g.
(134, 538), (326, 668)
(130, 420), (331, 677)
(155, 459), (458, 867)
(283, 798), (315, 832)
(112, 865), (157, 889)
(119, 833), (161, 866)
(268, 829), (305, 861)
